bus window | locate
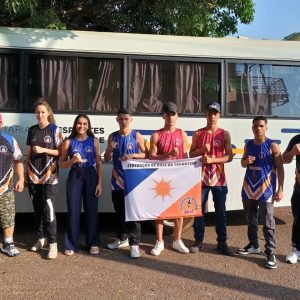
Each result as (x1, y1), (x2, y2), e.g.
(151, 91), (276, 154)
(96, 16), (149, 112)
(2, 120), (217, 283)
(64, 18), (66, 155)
(130, 60), (174, 113)
(78, 58), (121, 112)
(0, 54), (19, 110)
(26, 55), (122, 113)
(227, 63), (272, 115)
(271, 65), (300, 118)
(227, 63), (300, 117)
(130, 59), (220, 114)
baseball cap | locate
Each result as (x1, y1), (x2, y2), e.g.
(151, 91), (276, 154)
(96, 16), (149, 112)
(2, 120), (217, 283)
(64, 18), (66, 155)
(162, 102), (178, 114)
(0, 113), (2, 124)
(205, 102), (221, 113)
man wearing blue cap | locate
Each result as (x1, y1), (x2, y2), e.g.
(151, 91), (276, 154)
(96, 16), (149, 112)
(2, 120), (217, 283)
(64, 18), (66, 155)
(189, 102), (234, 256)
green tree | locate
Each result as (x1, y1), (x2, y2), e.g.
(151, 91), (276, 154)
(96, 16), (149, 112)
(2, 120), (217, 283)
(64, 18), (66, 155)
(0, 0), (255, 37)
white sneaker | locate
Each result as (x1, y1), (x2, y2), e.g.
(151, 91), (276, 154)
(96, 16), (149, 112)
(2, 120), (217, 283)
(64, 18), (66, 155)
(238, 243), (260, 255)
(172, 239), (189, 254)
(31, 238), (47, 252)
(151, 240), (164, 256)
(130, 245), (140, 259)
(107, 238), (129, 250)
(286, 247), (300, 264)
(1, 242), (20, 257)
(47, 243), (58, 259)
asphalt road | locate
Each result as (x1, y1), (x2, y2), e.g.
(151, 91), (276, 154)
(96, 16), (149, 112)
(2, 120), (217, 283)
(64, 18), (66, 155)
(0, 207), (299, 299)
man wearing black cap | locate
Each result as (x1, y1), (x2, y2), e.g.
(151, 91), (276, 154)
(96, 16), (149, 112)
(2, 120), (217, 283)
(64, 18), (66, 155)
(149, 102), (189, 256)
(189, 102), (234, 256)
(0, 113), (24, 257)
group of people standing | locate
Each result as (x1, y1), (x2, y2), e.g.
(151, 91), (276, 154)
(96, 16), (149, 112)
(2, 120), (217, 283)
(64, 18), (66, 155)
(0, 99), (299, 270)
(103, 101), (299, 269)
(0, 100), (102, 259)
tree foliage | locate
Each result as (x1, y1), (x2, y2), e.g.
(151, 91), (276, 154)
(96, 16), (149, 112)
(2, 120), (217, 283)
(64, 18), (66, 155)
(0, 0), (255, 37)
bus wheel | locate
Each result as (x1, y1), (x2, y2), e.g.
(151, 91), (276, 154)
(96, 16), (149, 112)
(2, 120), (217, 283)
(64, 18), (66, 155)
(162, 217), (194, 235)
(182, 217), (195, 233)
(144, 218), (195, 235)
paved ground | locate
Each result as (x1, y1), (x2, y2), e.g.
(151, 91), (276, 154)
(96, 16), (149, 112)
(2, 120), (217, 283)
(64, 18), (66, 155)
(0, 207), (299, 299)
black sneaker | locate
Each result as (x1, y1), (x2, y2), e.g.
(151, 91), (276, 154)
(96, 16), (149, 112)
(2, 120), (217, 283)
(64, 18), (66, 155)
(1, 242), (20, 257)
(217, 242), (234, 256)
(266, 254), (277, 269)
(238, 243), (260, 255)
(190, 239), (203, 253)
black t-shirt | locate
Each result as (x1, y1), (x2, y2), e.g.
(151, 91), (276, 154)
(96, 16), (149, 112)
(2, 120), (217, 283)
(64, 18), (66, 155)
(26, 124), (62, 185)
(285, 134), (300, 190)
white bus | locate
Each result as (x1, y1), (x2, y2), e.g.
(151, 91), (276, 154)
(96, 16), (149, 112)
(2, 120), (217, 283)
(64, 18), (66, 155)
(0, 27), (299, 214)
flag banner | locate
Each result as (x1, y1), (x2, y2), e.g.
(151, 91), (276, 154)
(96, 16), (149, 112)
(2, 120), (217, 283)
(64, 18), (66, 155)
(122, 157), (202, 221)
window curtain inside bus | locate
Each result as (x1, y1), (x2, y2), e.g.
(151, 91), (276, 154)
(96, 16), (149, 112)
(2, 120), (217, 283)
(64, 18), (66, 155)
(244, 64), (271, 114)
(29, 57), (120, 112)
(91, 60), (120, 111)
(131, 61), (163, 113)
(0, 55), (18, 109)
(228, 64), (272, 115)
(39, 57), (76, 110)
(175, 63), (203, 113)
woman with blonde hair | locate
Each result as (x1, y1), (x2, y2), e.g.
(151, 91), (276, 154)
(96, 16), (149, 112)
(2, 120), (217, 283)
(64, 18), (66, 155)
(26, 99), (62, 259)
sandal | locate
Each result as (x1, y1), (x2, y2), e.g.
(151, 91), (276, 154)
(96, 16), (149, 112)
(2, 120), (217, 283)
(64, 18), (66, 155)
(89, 246), (99, 255)
(64, 249), (74, 256)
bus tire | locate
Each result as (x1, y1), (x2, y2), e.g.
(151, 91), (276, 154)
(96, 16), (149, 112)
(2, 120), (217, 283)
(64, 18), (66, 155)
(182, 217), (195, 233)
(163, 217), (194, 235)
(143, 217), (195, 235)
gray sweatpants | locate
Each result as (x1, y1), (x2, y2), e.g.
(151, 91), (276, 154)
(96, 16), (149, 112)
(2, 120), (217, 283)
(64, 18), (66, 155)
(243, 199), (276, 255)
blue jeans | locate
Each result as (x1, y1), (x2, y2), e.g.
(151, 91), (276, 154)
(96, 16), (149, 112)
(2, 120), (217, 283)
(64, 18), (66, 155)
(193, 186), (228, 242)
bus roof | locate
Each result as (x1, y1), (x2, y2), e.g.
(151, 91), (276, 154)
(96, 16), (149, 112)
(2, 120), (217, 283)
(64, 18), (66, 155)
(0, 26), (300, 62)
